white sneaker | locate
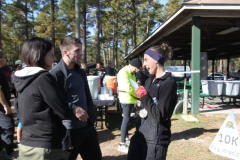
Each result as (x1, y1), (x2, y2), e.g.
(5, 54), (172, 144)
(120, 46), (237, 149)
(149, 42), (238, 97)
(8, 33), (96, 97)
(122, 113), (136, 117)
(125, 138), (130, 146)
(117, 143), (129, 153)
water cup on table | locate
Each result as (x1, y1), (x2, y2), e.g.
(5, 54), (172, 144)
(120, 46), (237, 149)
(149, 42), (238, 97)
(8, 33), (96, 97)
(108, 87), (113, 96)
(104, 94), (109, 100)
(98, 94), (105, 100)
(101, 86), (108, 94)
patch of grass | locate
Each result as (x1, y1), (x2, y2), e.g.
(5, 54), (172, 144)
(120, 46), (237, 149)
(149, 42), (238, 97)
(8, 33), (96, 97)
(168, 114), (232, 160)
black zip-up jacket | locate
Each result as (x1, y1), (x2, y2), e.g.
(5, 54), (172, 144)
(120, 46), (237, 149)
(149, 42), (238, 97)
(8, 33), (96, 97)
(50, 59), (97, 127)
(12, 67), (71, 148)
(139, 72), (177, 145)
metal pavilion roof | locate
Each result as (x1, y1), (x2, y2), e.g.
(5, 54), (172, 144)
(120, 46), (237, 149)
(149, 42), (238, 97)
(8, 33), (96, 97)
(125, 0), (240, 60)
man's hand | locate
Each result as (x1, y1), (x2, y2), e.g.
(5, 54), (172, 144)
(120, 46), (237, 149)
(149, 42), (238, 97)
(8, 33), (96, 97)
(73, 106), (89, 122)
(0, 87), (12, 114)
(136, 80), (141, 86)
(3, 105), (12, 115)
(137, 100), (141, 107)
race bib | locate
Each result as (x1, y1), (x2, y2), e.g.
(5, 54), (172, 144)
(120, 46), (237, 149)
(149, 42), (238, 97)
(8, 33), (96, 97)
(139, 108), (147, 118)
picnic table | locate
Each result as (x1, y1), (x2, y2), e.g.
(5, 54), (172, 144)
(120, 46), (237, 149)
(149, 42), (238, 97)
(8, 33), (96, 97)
(93, 99), (117, 129)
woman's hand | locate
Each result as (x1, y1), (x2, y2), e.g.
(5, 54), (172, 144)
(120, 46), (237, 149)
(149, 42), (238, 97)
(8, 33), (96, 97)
(3, 105), (12, 115)
(136, 86), (147, 98)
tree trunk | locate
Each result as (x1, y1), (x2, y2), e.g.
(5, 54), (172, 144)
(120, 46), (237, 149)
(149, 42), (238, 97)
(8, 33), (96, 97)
(131, 0), (137, 47)
(102, 43), (106, 65)
(100, 30), (106, 66)
(24, 1), (28, 40)
(82, 0), (87, 63)
(146, 15), (150, 37)
(112, 20), (115, 66)
(113, 21), (118, 67)
(95, 0), (101, 63)
(114, 37), (118, 68)
(51, 0), (55, 49)
(108, 45), (111, 65)
(75, 0), (80, 39)
(124, 39), (129, 57)
(31, 11), (35, 36)
(0, 0), (2, 49)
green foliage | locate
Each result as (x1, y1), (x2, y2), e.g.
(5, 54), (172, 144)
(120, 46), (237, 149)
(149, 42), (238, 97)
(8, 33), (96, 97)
(97, 0), (165, 66)
(59, 0), (75, 35)
(163, 0), (183, 21)
(0, 0), (179, 67)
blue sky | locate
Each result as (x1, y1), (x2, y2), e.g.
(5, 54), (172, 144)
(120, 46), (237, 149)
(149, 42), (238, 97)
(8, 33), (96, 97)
(161, 0), (168, 5)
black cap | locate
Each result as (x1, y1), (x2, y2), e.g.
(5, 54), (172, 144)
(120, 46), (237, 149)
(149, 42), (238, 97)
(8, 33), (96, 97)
(130, 58), (142, 69)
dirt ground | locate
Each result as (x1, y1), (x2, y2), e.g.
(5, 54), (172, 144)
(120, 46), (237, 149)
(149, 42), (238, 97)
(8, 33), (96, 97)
(92, 113), (235, 160)
(6, 100), (239, 160)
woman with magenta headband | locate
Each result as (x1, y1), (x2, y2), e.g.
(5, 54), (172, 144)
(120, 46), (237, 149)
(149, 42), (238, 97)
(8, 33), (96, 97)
(128, 43), (177, 160)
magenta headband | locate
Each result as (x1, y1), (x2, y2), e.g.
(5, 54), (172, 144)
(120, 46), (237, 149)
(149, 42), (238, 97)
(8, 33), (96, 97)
(144, 49), (165, 65)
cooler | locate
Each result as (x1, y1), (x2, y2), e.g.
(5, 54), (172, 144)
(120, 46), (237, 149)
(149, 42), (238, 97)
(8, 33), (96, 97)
(105, 76), (118, 94)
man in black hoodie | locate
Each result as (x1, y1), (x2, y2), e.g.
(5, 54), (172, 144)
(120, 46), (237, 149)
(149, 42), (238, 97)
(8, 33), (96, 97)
(0, 51), (15, 158)
(50, 37), (102, 160)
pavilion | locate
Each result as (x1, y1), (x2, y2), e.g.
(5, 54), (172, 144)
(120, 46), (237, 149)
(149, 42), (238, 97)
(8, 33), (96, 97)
(125, 0), (240, 114)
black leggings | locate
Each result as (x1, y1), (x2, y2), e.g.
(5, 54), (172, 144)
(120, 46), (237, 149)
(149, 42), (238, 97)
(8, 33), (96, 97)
(128, 131), (169, 160)
(120, 104), (134, 143)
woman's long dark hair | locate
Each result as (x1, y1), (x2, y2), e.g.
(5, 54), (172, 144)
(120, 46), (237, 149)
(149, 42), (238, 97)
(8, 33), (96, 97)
(21, 37), (53, 69)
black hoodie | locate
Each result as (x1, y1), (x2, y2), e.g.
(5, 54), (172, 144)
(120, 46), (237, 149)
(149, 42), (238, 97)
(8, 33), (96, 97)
(13, 67), (71, 149)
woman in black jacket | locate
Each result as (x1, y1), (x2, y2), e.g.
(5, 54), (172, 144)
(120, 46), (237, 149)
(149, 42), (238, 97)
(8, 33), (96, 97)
(13, 37), (73, 160)
(128, 43), (177, 160)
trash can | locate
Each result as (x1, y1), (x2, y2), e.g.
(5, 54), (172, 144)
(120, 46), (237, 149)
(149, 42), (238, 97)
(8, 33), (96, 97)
(202, 80), (224, 96)
(208, 80), (224, 96)
(224, 81), (240, 96)
(201, 80), (209, 95)
(87, 76), (100, 99)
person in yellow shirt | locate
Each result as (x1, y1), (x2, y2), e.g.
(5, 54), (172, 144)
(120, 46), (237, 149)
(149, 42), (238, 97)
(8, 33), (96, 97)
(117, 58), (142, 153)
